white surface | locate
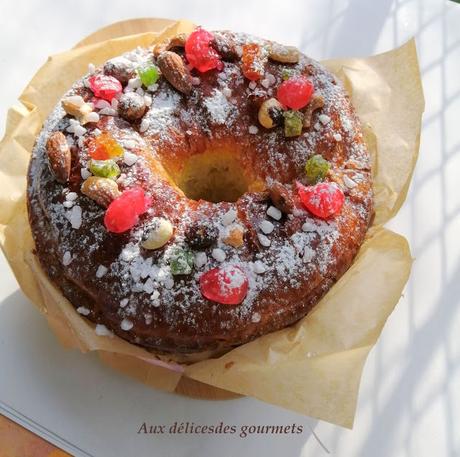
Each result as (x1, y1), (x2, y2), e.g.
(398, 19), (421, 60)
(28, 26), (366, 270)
(0, 282), (318, 457)
(1, 0), (460, 456)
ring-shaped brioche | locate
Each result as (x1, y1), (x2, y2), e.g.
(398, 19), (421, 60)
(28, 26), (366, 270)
(27, 30), (373, 358)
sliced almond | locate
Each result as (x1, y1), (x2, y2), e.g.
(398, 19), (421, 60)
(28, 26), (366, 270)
(157, 51), (192, 95)
(223, 227), (245, 248)
(81, 176), (120, 208)
(269, 43), (300, 64)
(46, 131), (71, 184)
(62, 95), (93, 119)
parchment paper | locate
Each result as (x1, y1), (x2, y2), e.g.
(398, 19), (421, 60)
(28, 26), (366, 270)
(0, 18), (424, 428)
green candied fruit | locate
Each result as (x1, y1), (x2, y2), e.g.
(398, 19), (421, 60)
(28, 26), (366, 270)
(283, 110), (303, 137)
(169, 247), (194, 275)
(89, 159), (120, 180)
(305, 154), (330, 184)
(138, 65), (160, 87)
(282, 69), (294, 80)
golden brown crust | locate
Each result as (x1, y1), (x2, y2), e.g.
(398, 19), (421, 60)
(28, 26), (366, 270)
(27, 31), (373, 357)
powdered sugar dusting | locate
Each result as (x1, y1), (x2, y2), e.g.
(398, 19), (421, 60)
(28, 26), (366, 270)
(27, 30), (373, 353)
(204, 89), (235, 125)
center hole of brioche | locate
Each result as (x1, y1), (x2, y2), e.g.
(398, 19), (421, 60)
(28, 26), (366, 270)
(176, 149), (252, 203)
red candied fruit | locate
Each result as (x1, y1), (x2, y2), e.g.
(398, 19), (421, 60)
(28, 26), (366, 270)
(241, 43), (264, 81)
(199, 265), (249, 305)
(185, 27), (223, 73)
(277, 76), (314, 110)
(104, 199), (137, 233)
(104, 187), (151, 233)
(89, 74), (122, 102)
(121, 188), (152, 214)
(296, 181), (345, 219)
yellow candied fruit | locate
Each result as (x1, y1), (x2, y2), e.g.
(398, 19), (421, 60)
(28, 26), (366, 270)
(89, 132), (124, 160)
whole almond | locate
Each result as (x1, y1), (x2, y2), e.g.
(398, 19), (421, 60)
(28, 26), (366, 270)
(46, 131), (71, 184)
(81, 176), (121, 208)
(157, 51), (192, 95)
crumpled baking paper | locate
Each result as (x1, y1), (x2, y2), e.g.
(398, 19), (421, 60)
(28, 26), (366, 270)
(0, 18), (424, 428)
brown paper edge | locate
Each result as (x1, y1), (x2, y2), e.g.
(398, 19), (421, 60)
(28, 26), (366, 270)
(0, 19), (424, 428)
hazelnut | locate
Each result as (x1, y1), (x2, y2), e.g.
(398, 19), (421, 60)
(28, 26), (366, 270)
(103, 57), (136, 85)
(118, 93), (147, 122)
(210, 35), (238, 61)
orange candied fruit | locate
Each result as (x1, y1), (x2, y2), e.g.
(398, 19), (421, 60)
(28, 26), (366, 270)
(241, 43), (264, 81)
(87, 133), (123, 160)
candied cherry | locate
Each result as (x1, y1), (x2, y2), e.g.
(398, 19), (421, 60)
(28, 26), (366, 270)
(89, 74), (122, 102)
(241, 43), (264, 81)
(277, 76), (314, 110)
(121, 187), (152, 214)
(199, 265), (248, 305)
(296, 181), (344, 219)
(104, 187), (151, 233)
(87, 133), (123, 160)
(185, 27), (223, 73)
